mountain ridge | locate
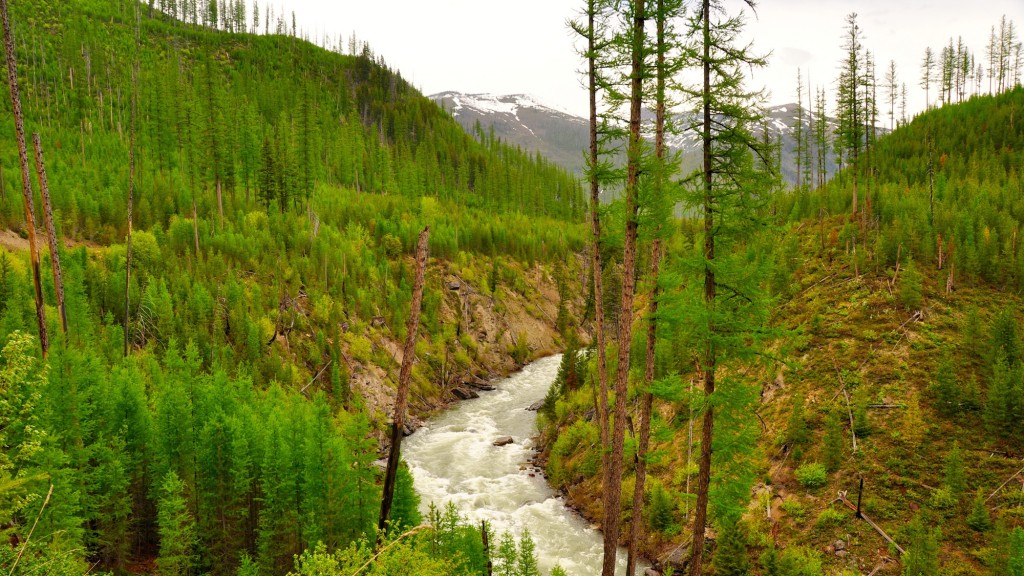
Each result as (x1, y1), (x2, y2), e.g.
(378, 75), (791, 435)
(431, 91), (853, 189)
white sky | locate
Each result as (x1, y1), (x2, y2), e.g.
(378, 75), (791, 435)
(269, 0), (1022, 120)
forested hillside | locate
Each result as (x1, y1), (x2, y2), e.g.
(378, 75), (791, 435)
(0, 1), (587, 575)
(541, 85), (1024, 574)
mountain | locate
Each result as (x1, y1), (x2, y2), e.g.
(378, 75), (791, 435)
(432, 92), (849, 189)
(431, 91), (592, 174)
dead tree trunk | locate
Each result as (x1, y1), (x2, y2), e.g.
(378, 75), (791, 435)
(1, 0), (47, 357)
(603, 3), (645, 575)
(31, 134), (66, 336)
(124, 64), (137, 357)
(378, 227), (429, 541)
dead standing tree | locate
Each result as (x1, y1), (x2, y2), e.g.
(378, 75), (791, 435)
(31, 134), (67, 336)
(124, 62), (138, 357)
(1, 0), (48, 356)
(378, 227), (430, 541)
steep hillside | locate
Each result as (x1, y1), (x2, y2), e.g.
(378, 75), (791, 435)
(0, 2), (588, 575)
(540, 88), (1024, 575)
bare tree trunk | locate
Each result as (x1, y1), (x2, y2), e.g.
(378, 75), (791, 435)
(1, 0), (48, 357)
(31, 134), (67, 336)
(603, 2), (645, 574)
(378, 227), (429, 541)
(691, 1), (715, 573)
(626, 240), (661, 576)
(583, 0), (612, 508)
(124, 64), (137, 357)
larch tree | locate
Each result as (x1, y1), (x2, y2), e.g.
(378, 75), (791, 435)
(836, 12), (865, 218)
(601, 1), (648, 574)
(627, 1), (684, 573)
(885, 60), (898, 130)
(0, 0), (48, 357)
(813, 86), (828, 188)
(794, 68), (806, 191)
(678, 0), (772, 574)
(922, 46), (936, 108)
(569, 0), (612, 491)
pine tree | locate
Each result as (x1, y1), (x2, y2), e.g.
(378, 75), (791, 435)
(390, 463), (421, 532)
(836, 12), (865, 218)
(785, 394), (808, 459)
(885, 60), (898, 130)
(901, 389), (925, 449)
(157, 471), (197, 576)
(943, 442), (966, 496)
(495, 532), (517, 576)
(967, 489), (991, 532)
(822, 410), (844, 473)
(922, 47), (936, 108)
(710, 517), (750, 576)
(902, 516), (939, 576)
(516, 530), (541, 576)
(931, 351), (960, 415)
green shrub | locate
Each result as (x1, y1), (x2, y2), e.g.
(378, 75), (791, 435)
(794, 463), (827, 488)
(815, 507), (846, 529)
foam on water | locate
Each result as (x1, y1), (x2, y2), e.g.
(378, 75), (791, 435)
(404, 355), (643, 576)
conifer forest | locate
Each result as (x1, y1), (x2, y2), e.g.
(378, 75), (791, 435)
(0, 0), (1023, 575)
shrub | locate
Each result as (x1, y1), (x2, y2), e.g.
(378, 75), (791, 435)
(815, 507), (847, 529)
(795, 463), (827, 488)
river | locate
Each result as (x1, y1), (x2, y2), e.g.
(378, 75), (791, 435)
(404, 354), (640, 576)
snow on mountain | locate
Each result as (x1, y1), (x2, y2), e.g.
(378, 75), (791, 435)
(431, 92), (871, 189)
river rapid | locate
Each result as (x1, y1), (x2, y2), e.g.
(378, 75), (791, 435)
(404, 354), (640, 576)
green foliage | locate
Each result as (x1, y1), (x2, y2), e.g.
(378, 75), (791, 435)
(157, 471), (197, 576)
(815, 507), (847, 529)
(822, 410), (844, 473)
(391, 464), (422, 532)
(711, 517), (750, 576)
(990, 306), (1020, 364)
(288, 539), (453, 576)
(943, 442), (966, 496)
(902, 516), (940, 576)
(647, 480), (678, 535)
(898, 259), (923, 309)
(785, 394), (808, 459)
(761, 544), (824, 576)
(516, 530), (541, 576)
(509, 332), (531, 366)
(794, 463), (828, 489)
(967, 489), (991, 532)
(931, 351), (962, 415)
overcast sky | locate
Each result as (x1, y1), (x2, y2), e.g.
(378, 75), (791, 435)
(272, 0), (1021, 120)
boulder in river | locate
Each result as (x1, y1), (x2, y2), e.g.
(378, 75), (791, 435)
(464, 377), (496, 391)
(452, 387), (479, 400)
(526, 400), (544, 411)
(493, 436), (514, 446)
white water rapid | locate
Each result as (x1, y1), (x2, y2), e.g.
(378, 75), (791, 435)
(404, 354), (643, 576)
